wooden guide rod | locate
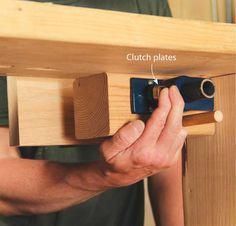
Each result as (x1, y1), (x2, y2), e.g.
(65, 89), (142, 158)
(183, 111), (223, 127)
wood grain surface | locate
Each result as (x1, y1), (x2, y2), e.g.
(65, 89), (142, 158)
(7, 76), (105, 146)
(8, 74), (216, 146)
(0, 0), (235, 78)
(184, 74), (236, 226)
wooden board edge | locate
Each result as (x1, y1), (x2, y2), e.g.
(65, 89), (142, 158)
(7, 76), (19, 146)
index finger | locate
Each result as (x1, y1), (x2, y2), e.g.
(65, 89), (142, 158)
(156, 85), (184, 150)
(134, 88), (171, 146)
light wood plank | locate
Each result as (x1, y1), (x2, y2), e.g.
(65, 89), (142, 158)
(8, 74), (217, 146)
(183, 74), (236, 226)
(0, 0), (235, 78)
(7, 76), (105, 146)
(7, 76), (78, 146)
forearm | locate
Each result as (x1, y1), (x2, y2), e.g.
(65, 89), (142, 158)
(148, 154), (184, 226)
(0, 158), (108, 216)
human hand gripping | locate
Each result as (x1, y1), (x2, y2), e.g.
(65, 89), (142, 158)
(0, 86), (186, 216)
(100, 86), (187, 188)
(0, 86), (186, 191)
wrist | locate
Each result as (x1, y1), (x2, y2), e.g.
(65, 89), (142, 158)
(64, 161), (112, 192)
(97, 161), (133, 189)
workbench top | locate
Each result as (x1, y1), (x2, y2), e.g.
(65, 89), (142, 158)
(0, 0), (235, 78)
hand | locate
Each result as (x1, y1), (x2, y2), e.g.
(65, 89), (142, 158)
(99, 86), (187, 188)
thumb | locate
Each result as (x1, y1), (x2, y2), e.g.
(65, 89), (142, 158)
(100, 120), (145, 161)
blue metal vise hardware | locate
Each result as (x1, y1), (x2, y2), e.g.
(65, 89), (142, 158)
(130, 76), (215, 114)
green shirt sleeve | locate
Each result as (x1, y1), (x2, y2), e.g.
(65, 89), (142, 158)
(0, 77), (9, 126)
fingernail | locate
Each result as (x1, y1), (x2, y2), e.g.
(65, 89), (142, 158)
(130, 120), (145, 133)
(162, 87), (169, 93)
(160, 87), (168, 96)
(170, 85), (178, 92)
(169, 85), (178, 97)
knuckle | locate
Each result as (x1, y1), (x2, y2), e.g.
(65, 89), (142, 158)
(156, 111), (168, 128)
(133, 150), (152, 167)
(132, 153), (143, 166)
(157, 117), (166, 130)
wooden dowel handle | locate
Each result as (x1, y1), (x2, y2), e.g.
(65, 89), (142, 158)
(183, 110), (223, 127)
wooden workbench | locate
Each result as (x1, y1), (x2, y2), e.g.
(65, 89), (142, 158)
(0, 1), (235, 226)
(0, 0), (235, 78)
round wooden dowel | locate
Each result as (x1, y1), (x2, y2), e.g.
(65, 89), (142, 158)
(183, 110), (223, 127)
